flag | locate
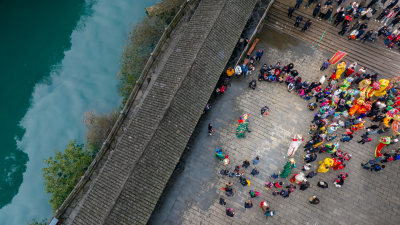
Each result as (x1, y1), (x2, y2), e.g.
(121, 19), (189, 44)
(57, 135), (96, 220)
(329, 51), (347, 65)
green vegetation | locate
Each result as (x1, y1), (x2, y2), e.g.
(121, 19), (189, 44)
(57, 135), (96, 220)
(84, 111), (119, 151)
(42, 0), (181, 214)
(42, 111), (118, 211)
(42, 140), (93, 210)
(118, 1), (178, 103)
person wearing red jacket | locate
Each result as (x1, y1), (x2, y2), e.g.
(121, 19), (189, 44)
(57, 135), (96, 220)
(344, 14), (353, 23)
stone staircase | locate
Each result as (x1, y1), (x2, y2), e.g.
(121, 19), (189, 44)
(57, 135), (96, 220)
(265, 0), (400, 79)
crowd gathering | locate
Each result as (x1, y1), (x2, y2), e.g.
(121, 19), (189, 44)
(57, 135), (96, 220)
(206, 33), (400, 220)
(199, 0), (400, 220)
(287, 0), (400, 49)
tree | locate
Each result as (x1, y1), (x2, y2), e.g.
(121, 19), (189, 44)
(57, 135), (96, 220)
(119, 0), (179, 103)
(42, 140), (93, 211)
(84, 110), (119, 154)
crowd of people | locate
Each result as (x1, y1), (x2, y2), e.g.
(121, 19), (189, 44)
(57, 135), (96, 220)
(287, 0), (400, 49)
(199, 1), (400, 221)
(207, 45), (400, 219)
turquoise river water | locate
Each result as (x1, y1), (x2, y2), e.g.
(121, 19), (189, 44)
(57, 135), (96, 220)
(0, 0), (158, 223)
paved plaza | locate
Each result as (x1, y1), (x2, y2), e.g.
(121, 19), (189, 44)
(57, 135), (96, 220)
(148, 28), (400, 225)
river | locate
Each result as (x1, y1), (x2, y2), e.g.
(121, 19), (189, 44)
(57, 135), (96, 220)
(0, 0), (158, 224)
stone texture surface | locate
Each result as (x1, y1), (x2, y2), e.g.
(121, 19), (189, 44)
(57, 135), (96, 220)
(148, 28), (400, 225)
(59, 0), (258, 224)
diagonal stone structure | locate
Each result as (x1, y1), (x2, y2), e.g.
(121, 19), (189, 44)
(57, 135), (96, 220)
(54, 0), (259, 224)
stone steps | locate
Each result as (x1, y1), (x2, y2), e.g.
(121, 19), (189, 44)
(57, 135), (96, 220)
(264, 0), (400, 79)
(265, 11), (396, 78)
(273, 0), (400, 57)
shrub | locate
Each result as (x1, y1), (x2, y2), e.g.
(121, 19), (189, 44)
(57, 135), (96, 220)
(118, 0), (179, 103)
(42, 141), (93, 211)
(84, 110), (119, 154)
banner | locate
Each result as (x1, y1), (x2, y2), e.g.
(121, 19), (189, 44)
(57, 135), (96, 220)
(329, 51), (347, 65)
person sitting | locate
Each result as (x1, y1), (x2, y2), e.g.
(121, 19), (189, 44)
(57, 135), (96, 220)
(274, 181), (283, 188)
(306, 171), (317, 178)
(299, 181), (310, 191)
(252, 156), (260, 165)
(240, 177), (249, 186)
(226, 208), (235, 217)
(242, 160), (251, 168)
(308, 102), (316, 111)
(249, 80), (257, 89)
(309, 196), (320, 204)
(302, 163), (312, 171)
(258, 72), (264, 81)
(280, 189), (290, 198)
(249, 190), (259, 198)
(251, 168), (260, 176)
(304, 152), (317, 163)
(244, 200), (253, 209)
(286, 184), (297, 193)
(225, 185), (234, 197)
(317, 180), (328, 188)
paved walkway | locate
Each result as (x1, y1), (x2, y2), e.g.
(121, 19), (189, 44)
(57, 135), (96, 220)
(148, 28), (400, 225)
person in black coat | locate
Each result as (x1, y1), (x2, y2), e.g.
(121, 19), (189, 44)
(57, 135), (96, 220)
(324, 6), (333, 20)
(313, 3), (321, 17)
(294, 15), (303, 27)
(302, 20), (312, 31)
(338, 23), (349, 35)
(361, 30), (373, 42)
(334, 13), (345, 26)
(288, 6), (295, 18)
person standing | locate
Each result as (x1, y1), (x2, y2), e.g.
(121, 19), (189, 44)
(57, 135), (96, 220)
(373, 0), (384, 15)
(305, 0), (316, 8)
(319, 5), (329, 20)
(320, 60), (330, 71)
(288, 6), (295, 18)
(208, 123), (214, 135)
(302, 20), (312, 31)
(387, 0), (399, 9)
(356, 28), (365, 39)
(261, 106), (270, 116)
(324, 5), (333, 20)
(295, 0), (303, 9)
(334, 13), (345, 26)
(255, 49), (264, 61)
(360, 30), (374, 42)
(388, 15), (400, 27)
(338, 22), (349, 35)
(367, 0), (379, 8)
(295, 15), (303, 27)
(382, 9), (395, 25)
(241, 63), (248, 78)
(337, 0), (344, 6)
(313, 3), (321, 17)
(376, 8), (390, 21)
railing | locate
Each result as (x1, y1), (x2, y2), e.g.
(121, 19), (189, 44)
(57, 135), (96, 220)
(235, 0), (274, 67)
(51, 0), (194, 222)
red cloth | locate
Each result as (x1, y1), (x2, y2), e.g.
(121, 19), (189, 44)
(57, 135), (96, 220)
(346, 68), (354, 76)
(220, 85), (226, 93)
